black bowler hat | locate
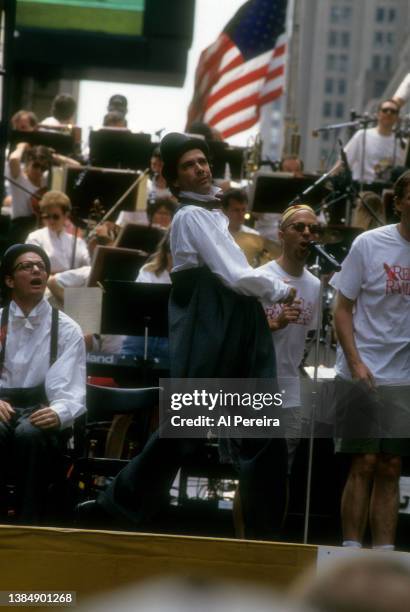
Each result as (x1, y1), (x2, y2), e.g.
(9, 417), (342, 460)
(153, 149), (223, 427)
(0, 244), (51, 285)
(160, 132), (209, 185)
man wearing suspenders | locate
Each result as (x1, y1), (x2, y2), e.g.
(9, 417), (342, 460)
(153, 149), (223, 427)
(0, 244), (86, 523)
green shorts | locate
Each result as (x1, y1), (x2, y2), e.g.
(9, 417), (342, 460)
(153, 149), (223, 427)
(334, 379), (410, 456)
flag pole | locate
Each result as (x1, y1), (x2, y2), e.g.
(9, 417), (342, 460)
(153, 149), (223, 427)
(283, 0), (301, 156)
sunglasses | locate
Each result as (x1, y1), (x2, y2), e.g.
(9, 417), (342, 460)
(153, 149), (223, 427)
(13, 261), (47, 272)
(41, 213), (63, 221)
(380, 107), (398, 115)
(283, 222), (323, 234)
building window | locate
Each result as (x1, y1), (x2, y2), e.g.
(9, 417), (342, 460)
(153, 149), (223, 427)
(376, 7), (385, 22)
(341, 31), (350, 48)
(339, 54), (348, 72)
(335, 102), (345, 118)
(386, 32), (394, 46)
(338, 79), (347, 95)
(374, 31), (384, 47)
(342, 6), (352, 21)
(374, 80), (387, 98)
(328, 30), (338, 47)
(372, 54), (381, 71)
(325, 78), (334, 94)
(388, 8), (396, 22)
(323, 101), (332, 117)
(330, 6), (340, 23)
(326, 54), (336, 70)
(384, 55), (392, 71)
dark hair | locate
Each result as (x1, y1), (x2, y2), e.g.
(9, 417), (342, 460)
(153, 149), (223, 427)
(26, 145), (53, 167)
(147, 199), (176, 224)
(11, 110), (38, 130)
(393, 170), (410, 213)
(108, 94), (128, 114)
(51, 94), (76, 121)
(103, 111), (127, 127)
(221, 188), (248, 210)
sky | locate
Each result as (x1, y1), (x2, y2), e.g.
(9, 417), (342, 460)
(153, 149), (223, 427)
(77, 0), (256, 146)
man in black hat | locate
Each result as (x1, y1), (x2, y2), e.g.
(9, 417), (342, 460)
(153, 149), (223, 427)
(0, 244), (86, 523)
(78, 133), (295, 539)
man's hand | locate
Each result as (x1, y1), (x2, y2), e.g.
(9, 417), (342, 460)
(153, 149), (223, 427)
(29, 407), (61, 430)
(0, 400), (15, 423)
(350, 361), (375, 389)
(281, 286), (297, 305)
(268, 300), (301, 331)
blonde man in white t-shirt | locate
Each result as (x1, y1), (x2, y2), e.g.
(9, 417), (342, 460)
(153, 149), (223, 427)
(264, 205), (320, 480)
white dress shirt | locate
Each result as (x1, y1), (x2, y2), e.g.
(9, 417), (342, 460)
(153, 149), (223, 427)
(0, 299), (86, 429)
(26, 227), (90, 273)
(170, 205), (290, 303)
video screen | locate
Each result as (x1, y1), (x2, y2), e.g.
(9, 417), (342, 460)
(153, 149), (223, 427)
(16, 0), (145, 36)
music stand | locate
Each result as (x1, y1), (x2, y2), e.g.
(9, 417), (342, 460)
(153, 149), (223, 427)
(63, 165), (141, 219)
(115, 223), (165, 253)
(87, 246), (148, 287)
(249, 172), (330, 213)
(10, 128), (75, 156)
(89, 129), (153, 171)
(207, 141), (245, 180)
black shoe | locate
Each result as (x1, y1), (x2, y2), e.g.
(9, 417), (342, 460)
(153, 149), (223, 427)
(75, 500), (112, 530)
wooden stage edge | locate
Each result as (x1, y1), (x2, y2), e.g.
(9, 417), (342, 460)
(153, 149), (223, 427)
(0, 524), (317, 598)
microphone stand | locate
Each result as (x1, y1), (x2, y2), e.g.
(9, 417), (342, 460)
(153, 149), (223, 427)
(303, 247), (341, 544)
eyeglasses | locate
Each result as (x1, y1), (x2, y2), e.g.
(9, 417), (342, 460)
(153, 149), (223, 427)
(284, 222), (323, 234)
(41, 213), (63, 221)
(13, 261), (47, 272)
(380, 107), (398, 115)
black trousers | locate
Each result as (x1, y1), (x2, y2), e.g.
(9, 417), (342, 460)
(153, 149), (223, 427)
(99, 267), (288, 539)
(0, 387), (63, 524)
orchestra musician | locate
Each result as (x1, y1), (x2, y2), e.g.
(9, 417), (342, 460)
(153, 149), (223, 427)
(333, 99), (406, 184)
(78, 131), (296, 539)
(26, 191), (90, 274)
(221, 188), (260, 236)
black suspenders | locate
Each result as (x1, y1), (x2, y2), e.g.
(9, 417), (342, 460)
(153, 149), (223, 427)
(0, 304), (59, 378)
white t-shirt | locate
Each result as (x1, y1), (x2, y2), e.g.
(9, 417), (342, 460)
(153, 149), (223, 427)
(136, 265), (171, 284)
(26, 226), (90, 273)
(330, 224), (410, 384)
(263, 261), (320, 408)
(344, 127), (406, 182)
(6, 171), (44, 219)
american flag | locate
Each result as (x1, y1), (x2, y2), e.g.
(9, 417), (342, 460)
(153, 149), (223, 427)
(186, 0), (287, 139)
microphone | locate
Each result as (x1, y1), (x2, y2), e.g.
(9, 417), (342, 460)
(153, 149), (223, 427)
(309, 241), (341, 272)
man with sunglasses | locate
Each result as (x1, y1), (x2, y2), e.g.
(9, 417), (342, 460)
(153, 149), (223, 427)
(263, 205), (321, 476)
(335, 99), (405, 184)
(0, 244), (86, 523)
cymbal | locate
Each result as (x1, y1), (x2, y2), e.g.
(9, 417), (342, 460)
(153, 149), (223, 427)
(234, 231), (281, 266)
(321, 225), (363, 245)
